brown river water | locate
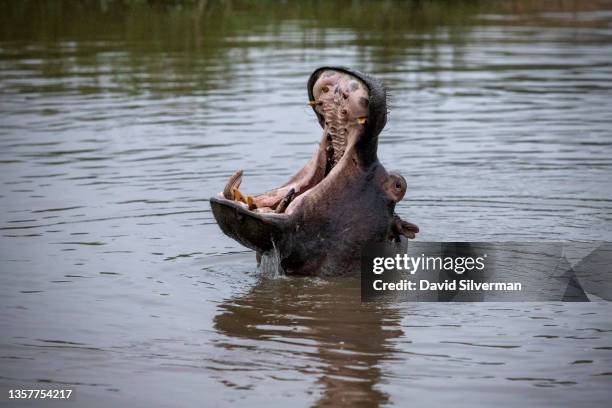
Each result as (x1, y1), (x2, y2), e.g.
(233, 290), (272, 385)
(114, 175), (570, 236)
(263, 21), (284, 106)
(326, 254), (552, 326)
(1, 1), (611, 407)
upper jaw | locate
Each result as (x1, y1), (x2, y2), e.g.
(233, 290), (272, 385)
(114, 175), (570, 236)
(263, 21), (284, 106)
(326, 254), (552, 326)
(309, 69), (370, 177)
(307, 66), (386, 135)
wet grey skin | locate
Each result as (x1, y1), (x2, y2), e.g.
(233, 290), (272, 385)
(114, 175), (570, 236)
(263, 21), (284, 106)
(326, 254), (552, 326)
(210, 66), (418, 276)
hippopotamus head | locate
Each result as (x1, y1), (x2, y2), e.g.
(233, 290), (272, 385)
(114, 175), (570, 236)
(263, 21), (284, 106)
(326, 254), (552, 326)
(210, 67), (418, 275)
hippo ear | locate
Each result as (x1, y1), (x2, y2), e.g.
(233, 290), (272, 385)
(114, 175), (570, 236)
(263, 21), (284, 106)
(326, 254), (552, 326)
(210, 197), (288, 253)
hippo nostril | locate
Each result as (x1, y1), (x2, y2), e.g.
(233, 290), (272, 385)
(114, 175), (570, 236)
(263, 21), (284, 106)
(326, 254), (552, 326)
(395, 182), (402, 189)
(343, 93), (349, 99)
(341, 109), (347, 115)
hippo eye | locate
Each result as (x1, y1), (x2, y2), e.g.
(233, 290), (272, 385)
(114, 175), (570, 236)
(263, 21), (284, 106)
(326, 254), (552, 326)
(321, 86), (329, 93)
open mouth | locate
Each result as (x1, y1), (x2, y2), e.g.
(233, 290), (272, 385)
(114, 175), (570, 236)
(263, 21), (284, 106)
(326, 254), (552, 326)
(217, 69), (370, 215)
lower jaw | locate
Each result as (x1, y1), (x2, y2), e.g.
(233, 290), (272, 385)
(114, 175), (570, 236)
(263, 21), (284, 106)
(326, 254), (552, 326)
(221, 128), (351, 215)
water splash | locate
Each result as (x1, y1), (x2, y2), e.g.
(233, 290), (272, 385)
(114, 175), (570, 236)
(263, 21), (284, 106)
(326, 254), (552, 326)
(259, 239), (285, 278)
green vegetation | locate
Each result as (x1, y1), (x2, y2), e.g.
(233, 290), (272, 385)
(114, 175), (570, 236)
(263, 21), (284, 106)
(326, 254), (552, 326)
(1, 0), (605, 96)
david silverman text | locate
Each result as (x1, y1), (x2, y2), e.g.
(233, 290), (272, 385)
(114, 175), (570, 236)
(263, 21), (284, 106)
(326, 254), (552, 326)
(370, 254), (522, 292)
(372, 279), (522, 292)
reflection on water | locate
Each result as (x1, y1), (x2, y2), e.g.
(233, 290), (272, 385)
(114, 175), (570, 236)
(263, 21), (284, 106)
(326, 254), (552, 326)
(215, 278), (402, 407)
(1, 0), (612, 406)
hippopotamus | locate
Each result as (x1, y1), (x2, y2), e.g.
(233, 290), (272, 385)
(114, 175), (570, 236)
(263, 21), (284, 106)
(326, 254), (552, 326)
(210, 66), (418, 276)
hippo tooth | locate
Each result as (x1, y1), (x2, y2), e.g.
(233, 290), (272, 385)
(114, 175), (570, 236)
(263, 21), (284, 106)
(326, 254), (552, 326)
(275, 188), (296, 214)
(223, 170), (243, 199)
